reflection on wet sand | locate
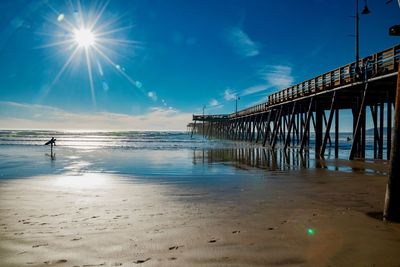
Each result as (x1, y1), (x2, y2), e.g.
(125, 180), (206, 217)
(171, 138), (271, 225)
(194, 147), (320, 171)
(193, 146), (388, 175)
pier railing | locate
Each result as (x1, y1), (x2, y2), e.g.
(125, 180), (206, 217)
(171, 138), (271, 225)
(268, 45), (399, 105)
(193, 114), (230, 121)
(195, 45), (399, 120)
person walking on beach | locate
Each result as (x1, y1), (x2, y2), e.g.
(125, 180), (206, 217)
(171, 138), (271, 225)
(44, 137), (56, 156)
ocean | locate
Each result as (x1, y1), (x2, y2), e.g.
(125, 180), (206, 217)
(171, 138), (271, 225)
(0, 130), (387, 179)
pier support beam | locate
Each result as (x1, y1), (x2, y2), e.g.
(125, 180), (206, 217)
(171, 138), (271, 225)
(384, 68), (400, 222)
(284, 102), (297, 150)
(315, 102), (323, 158)
(300, 97), (314, 154)
(271, 106), (283, 148)
(262, 111), (273, 147)
(388, 101), (392, 159)
(320, 92), (337, 158)
(349, 83), (368, 160)
(335, 107), (339, 158)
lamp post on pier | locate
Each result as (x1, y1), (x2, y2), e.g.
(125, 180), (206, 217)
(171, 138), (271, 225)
(355, 0), (370, 76)
(235, 96), (240, 116)
(202, 104), (206, 138)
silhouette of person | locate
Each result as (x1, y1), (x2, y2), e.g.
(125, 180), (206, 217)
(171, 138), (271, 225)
(45, 137), (57, 157)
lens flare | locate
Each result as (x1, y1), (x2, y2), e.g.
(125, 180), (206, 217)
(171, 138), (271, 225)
(307, 228), (316, 236)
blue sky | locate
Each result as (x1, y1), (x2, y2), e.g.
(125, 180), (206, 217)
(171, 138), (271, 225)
(0, 0), (399, 130)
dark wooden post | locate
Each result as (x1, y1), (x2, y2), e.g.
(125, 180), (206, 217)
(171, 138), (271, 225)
(361, 103), (366, 159)
(370, 105), (379, 159)
(379, 101), (384, 159)
(335, 108), (339, 158)
(320, 92), (336, 158)
(191, 120), (197, 138)
(350, 84), (368, 160)
(315, 102), (323, 158)
(388, 101), (392, 160)
(384, 67), (400, 221)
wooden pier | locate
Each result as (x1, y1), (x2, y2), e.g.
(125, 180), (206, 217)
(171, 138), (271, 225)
(189, 45), (400, 160)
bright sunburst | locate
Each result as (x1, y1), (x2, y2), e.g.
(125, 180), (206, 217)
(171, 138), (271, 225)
(74, 28), (95, 48)
(40, 1), (142, 107)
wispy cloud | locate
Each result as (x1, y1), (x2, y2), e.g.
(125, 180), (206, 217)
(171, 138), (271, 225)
(223, 88), (237, 101)
(0, 101), (191, 131)
(209, 99), (219, 107)
(226, 27), (260, 58)
(259, 65), (293, 88)
(241, 85), (268, 96)
(207, 98), (223, 110)
(209, 65), (293, 112)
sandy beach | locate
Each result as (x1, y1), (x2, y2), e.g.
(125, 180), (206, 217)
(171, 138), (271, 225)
(1, 159), (400, 267)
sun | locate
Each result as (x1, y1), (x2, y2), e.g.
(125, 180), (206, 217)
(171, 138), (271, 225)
(74, 28), (95, 48)
(41, 1), (143, 108)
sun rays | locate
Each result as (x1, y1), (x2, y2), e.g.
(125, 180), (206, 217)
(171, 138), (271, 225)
(41, 0), (141, 107)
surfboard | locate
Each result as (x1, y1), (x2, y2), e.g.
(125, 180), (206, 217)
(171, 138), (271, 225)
(44, 139), (56, 145)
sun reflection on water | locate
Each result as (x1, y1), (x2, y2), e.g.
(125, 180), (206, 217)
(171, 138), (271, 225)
(53, 173), (109, 188)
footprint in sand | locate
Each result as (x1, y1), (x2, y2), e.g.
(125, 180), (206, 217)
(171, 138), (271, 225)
(32, 243), (48, 248)
(168, 245), (183, 250)
(82, 263), (105, 267)
(133, 258), (151, 264)
(44, 259), (67, 265)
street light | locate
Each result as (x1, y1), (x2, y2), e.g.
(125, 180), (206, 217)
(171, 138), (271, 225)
(235, 96), (240, 115)
(389, 25), (400, 36)
(355, 0), (371, 76)
(202, 104), (206, 138)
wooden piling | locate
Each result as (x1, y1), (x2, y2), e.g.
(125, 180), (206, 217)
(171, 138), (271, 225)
(335, 108), (339, 158)
(315, 103), (323, 158)
(384, 67), (400, 222)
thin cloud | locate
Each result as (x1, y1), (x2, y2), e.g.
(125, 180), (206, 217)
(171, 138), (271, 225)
(241, 85), (268, 96)
(223, 88), (237, 101)
(259, 65), (293, 89)
(215, 65), (293, 109)
(0, 101), (191, 131)
(209, 99), (219, 107)
(226, 27), (260, 58)
(207, 98), (223, 110)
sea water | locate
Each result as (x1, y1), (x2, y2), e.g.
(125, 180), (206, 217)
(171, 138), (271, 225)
(0, 130), (387, 180)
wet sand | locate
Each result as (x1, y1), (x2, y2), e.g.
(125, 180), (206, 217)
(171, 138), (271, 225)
(1, 163), (400, 266)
